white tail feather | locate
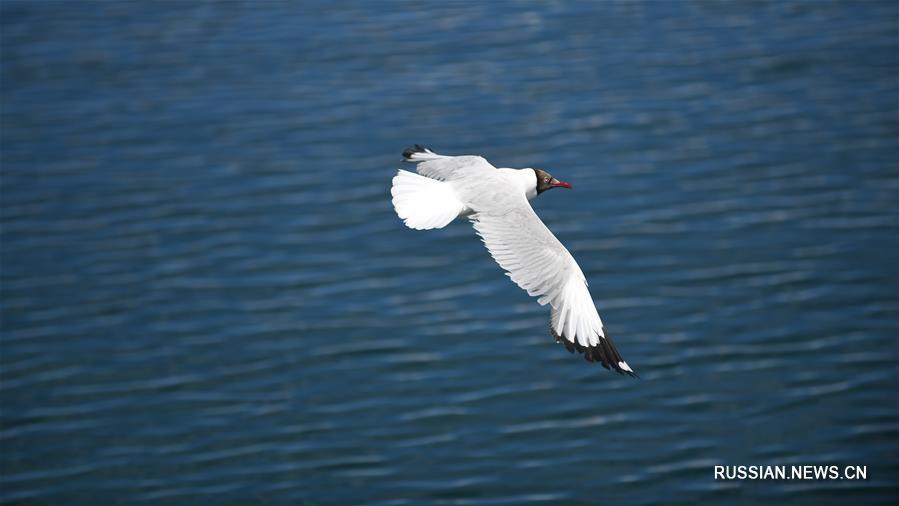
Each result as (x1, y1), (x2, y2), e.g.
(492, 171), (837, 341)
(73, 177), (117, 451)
(391, 170), (464, 230)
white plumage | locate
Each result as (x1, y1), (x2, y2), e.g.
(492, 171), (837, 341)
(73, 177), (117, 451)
(390, 170), (465, 230)
(390, 145), (635, 375)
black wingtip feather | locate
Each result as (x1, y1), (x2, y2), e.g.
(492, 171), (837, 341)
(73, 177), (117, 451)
(551, 325), (637, 377)
(402, 144), (429, 160)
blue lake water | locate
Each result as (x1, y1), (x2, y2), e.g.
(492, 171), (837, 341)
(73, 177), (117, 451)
(1, 1), (898, 504)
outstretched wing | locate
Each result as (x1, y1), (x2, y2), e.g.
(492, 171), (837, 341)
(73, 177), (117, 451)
(402, 144), (495, 182)
(469, 196), (635, 375)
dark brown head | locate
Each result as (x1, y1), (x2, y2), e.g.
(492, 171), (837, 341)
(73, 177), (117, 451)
(534, 169), (572, 195)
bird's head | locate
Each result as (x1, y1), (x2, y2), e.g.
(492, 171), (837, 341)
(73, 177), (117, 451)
(533, 169), (572, 195)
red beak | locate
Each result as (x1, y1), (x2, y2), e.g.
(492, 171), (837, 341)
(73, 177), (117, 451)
(552, 180), (572, 189)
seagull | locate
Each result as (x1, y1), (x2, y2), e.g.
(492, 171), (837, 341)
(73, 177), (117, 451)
(390, 145), (635, 376)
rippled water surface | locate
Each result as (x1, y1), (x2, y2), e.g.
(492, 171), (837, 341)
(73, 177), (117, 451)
(2, 1), (898, 504)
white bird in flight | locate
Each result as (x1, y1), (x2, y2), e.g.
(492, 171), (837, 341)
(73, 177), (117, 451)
(390, 145), (635, 376)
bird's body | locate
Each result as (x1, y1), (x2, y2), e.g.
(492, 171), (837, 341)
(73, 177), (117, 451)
(391, 145), (634, 376)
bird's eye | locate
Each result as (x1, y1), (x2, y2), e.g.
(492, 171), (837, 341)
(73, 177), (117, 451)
(543, 177), (550, 183)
